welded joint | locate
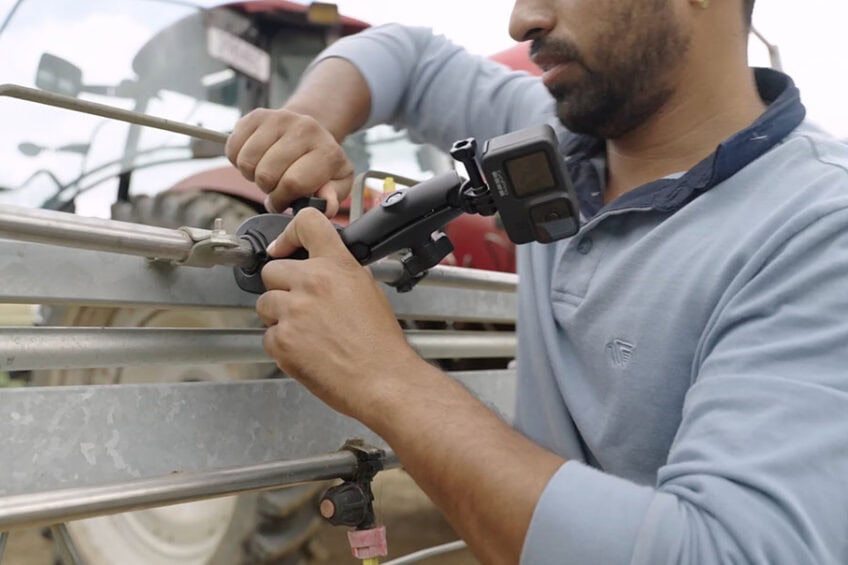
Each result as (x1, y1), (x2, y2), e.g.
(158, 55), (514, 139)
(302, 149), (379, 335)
(173, 219), (243, 267)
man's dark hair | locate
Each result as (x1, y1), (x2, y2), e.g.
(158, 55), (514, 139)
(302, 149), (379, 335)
(743, 0), (756, 27)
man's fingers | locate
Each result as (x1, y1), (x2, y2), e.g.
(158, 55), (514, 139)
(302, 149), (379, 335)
(253, 138), (310, 195)
(265, 146), (351, 217)
(315, 183), (341, 218)
(233, 121), (294, 183)
(228, 109), (352, 218)
(225, 110), (263, 167)
(260, 259), (299, 291)
(255, 290), (287, 326)
(267, 208), (350, 260)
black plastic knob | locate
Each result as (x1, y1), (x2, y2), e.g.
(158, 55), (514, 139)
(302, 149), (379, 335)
(319, 483), (373, 528)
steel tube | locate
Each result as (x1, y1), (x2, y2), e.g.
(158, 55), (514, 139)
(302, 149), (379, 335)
(0, 450), (400, 531)
(0, 532), (7, 563)
(401, 263), (516, 292)
(0, 203), (254, 266)
(369, 260), (517, 292)
(407, 330), (516, 360)
(0, 206), (517, 290)
(0, 328), (516, 371)
(0, 84), (229, 144)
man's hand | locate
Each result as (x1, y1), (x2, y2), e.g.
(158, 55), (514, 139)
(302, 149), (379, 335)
(226, 108), (355, 218)
(256, 208), (420, 418)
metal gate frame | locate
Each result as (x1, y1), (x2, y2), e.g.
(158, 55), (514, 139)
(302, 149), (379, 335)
(0, 205), (518, 552)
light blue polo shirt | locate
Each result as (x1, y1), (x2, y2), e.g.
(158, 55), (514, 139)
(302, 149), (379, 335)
(315, 25), (848, 564)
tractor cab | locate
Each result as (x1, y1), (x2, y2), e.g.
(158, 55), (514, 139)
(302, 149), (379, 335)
(0, 0), (445, 223)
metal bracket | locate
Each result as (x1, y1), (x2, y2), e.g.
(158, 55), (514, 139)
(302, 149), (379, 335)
(340, 439), (386, 484)
(319, 440), (386, 530)
(174, 219), (243, 268)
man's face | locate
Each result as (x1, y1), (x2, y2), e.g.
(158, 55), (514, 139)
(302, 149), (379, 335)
(511, 0), (691, 139)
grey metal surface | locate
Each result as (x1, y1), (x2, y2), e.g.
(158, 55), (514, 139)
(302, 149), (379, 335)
(0, 240), (517, 322)
(0, 532), (7, 562)
(1, 450), (401, 532)
(0, 371), (516, 497)
(0, 328), (516, 371)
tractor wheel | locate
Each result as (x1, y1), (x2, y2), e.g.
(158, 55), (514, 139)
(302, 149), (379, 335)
(34, 191), (328, 565)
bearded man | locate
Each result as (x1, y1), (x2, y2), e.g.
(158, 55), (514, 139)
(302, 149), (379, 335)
(227, 0), (848, 562)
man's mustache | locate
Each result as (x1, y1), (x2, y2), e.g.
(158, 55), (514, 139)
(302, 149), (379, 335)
(530, 37), (587, 69)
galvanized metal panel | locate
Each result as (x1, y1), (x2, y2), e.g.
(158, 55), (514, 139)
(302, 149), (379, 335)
(0, 240), (516, 322)
(0, 370), (515, 496)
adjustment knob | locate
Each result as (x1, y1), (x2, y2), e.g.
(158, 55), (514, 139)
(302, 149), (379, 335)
(319, 483), (372, 528)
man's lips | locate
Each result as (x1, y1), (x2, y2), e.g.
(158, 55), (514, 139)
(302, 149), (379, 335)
(531, 53), (581, 88)
(539, 60), (580, 89)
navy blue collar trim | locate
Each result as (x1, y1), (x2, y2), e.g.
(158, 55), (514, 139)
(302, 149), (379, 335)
(562, 68), (807, 218)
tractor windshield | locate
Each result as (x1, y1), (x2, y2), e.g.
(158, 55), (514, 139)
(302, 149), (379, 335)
(0, 0), (448, 217)
(0, 0), (242, 214)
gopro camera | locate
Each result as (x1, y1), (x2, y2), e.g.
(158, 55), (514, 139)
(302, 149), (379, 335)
(480, 124), (580, 244)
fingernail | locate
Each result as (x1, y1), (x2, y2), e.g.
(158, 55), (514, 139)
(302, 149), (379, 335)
(264, 195), (278, 214)
(266, 240), (278, 256)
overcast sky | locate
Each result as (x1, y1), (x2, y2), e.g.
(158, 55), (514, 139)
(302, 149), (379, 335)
(333, 0), (848, 139)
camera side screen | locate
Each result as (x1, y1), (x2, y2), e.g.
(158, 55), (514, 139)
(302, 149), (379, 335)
(505, 151), (555, 197)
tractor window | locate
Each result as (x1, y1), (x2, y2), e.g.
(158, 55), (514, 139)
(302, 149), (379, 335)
(0, 0), (265, 216)
(268, 29), (327, 109)
(0, 0), (453, 218)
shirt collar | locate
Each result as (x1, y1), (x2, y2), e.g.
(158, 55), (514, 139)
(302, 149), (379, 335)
(561, 68), (807, 218)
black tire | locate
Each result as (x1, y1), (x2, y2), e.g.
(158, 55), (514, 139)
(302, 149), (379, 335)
(36, 191), (328, 565)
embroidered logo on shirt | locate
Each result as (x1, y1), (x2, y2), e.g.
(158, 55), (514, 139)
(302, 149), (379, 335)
(607, 339), (635, 368)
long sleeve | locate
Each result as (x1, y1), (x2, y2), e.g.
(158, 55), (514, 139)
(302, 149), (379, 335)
(312, 24), (559, 151)
(521, 194), (848, 564)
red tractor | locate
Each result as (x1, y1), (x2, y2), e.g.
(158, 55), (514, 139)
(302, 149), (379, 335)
(0, 1), (535, 562)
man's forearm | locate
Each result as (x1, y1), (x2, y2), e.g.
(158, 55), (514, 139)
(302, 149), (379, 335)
(283, 57), (371, 142)
(364, 360), (565, 564)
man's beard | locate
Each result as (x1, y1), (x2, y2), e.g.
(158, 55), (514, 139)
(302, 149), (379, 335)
(534, 6), (690, 140)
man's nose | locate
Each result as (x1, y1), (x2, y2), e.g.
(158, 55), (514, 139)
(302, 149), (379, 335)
(509, 0), (555, 42)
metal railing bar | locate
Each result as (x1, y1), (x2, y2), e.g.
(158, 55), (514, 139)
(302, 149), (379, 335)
(369, 261), (517, 292)
(0, 84), (228, 144)
(0, 202), (253, 267)
(0, 449), (400, 531)
(0, 328), (516, 371)
(0, 532), (7, 563)
(0, 203), (518, 292)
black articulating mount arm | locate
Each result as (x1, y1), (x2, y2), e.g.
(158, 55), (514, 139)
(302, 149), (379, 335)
(234, 138), (498, 294)
(234, 124), (580, 294)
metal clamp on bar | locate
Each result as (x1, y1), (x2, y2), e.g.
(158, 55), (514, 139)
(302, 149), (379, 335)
(319, 440), (389, 562)
(175, 219), (245, 268)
